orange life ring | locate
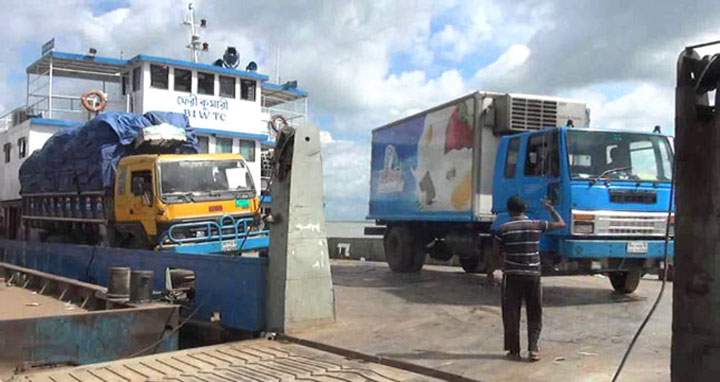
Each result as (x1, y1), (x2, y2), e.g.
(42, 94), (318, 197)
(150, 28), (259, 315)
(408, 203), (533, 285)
(81, 90), (107, 112)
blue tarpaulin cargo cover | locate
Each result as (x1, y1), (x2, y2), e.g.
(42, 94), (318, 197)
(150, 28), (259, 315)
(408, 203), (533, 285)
(20, 111), (199, 194)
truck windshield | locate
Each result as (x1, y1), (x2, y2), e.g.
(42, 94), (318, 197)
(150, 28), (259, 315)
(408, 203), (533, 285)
(159, 160), (255, 200)
(566, 131), (673, 182)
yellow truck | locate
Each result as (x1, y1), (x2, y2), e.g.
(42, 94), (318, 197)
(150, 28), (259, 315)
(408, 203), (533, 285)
(20, 112), (268, 254)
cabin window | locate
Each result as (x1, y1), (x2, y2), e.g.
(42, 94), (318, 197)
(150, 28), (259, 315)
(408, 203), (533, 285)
(524, 131), (559, 177)
(197, 72), (215, 95)
(546, 131), (560, 177)
(131, 170), (153, 196)
(197, 136), (209, 153)
(174, 68), (191, 93)
(17, 138), (27, 159)
(219, 76), (236, 98)
(629, 141), (658, 178)
(3, 143), (10, 163)
(238, 140), (255, 162)
(132, 66), (142, 91)
(504, 137), (520, 178)
(215, 137), (233, 153)
(241, 79), (256, 101)
(150, 64), (169, 89)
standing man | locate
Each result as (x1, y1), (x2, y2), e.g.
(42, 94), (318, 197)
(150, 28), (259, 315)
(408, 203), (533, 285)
(493, 196), (566, 361)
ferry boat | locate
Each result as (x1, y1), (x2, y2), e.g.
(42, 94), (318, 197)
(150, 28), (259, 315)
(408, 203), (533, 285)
(0, 10), (307, 240)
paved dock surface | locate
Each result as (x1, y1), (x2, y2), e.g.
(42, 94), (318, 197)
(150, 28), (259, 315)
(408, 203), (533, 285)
(295, 260), (671, 382)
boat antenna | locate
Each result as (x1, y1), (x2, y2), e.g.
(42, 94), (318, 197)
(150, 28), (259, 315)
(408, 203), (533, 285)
(183, 3), (208, 63)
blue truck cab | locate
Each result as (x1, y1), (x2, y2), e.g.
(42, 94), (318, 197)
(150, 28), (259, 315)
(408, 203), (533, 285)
(492, 127), (674, 292)
(367, 91), (673, 293)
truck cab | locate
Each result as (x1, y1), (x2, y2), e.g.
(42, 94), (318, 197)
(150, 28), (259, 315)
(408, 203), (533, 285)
(113, 153), (267, 253)
(492, 127), (674, 292)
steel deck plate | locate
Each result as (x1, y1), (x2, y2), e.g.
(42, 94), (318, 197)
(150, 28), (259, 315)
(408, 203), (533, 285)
(10, 340), (436, 382)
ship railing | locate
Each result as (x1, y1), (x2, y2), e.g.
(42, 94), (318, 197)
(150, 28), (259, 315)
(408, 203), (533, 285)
(0, 111), (13, 132)
(27, 94), (127, 123)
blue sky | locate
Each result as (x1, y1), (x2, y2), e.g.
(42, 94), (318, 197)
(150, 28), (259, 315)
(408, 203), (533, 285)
(88, 0), (130, 15)
(1, 0), (711, 220)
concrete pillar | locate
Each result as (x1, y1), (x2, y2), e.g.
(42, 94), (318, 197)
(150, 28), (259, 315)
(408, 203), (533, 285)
(266, 124), (335, 332)
(672, 48), (720, 381)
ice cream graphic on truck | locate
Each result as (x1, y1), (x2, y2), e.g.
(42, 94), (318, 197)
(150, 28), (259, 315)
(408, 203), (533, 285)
(414, 99), (475, 211)
(378, 145), (404, 194)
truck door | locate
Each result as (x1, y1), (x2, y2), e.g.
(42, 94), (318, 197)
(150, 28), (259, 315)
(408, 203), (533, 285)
(519, 129), (561, 219)
(492, 136), (523, 214)
(123, 168), (158, 241)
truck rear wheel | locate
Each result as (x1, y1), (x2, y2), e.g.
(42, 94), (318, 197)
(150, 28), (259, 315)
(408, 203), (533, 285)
(609, 270), (641, 294)
(459, 256), (486, 273)
(408, 243), (427, 272)
(384, 226), (425, 273)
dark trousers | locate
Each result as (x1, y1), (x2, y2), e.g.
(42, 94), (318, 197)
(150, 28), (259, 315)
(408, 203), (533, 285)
(502, 274), (542, 353)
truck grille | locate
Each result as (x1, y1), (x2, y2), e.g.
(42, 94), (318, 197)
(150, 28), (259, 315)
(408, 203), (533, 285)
(511, 97), (558, 130)
(596, 215), (669, 236)
(609, 189), (657, 204)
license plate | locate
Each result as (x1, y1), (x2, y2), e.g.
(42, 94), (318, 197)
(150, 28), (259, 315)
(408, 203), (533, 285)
(221, 240), (237, 251)
(627, 241), (648, 254)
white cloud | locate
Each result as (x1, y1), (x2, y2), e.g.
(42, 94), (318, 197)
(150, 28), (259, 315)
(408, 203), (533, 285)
(576, 84), (674, 134)
(427, 1), (498, 62)
(320, 138), (371, 220)
(319, 130), (334, 147)
(473, 44), (530, 88)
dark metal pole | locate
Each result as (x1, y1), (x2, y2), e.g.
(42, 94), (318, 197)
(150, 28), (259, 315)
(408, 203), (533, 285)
(672, 47), (720, 382)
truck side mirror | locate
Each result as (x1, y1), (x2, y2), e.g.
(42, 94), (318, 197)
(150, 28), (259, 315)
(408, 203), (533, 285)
(548, 182), (560, 205)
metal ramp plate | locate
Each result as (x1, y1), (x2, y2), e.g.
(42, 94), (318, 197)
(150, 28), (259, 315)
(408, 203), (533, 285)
(11, 339), (435, 382)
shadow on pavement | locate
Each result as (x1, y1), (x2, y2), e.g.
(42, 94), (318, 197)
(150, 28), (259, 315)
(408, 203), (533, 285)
(331, 262), (648, 308)
(377, 350), (507, 361)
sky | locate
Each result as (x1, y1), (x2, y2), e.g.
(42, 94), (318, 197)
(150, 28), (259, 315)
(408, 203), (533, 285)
(1, 0), (719, 221)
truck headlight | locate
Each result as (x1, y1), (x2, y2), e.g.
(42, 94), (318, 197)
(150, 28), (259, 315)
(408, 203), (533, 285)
(574, 221), (594, 234)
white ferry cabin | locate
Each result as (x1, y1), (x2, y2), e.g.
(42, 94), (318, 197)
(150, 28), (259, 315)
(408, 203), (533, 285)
(0, 43), (307, 239)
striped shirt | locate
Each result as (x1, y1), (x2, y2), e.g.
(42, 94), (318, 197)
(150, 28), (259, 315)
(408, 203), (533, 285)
(493, 218), (549, 276)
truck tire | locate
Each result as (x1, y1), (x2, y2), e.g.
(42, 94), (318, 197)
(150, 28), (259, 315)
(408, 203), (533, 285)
(408, 240), (427, 272)
(609, 270), (641, 294)
(459, 256), (486, 273)
(384, 226), (424, 273)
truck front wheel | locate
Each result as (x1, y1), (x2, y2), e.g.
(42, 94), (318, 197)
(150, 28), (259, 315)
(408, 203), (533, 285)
(609, 270), (641, 294)
(384, 226), (425, 273)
